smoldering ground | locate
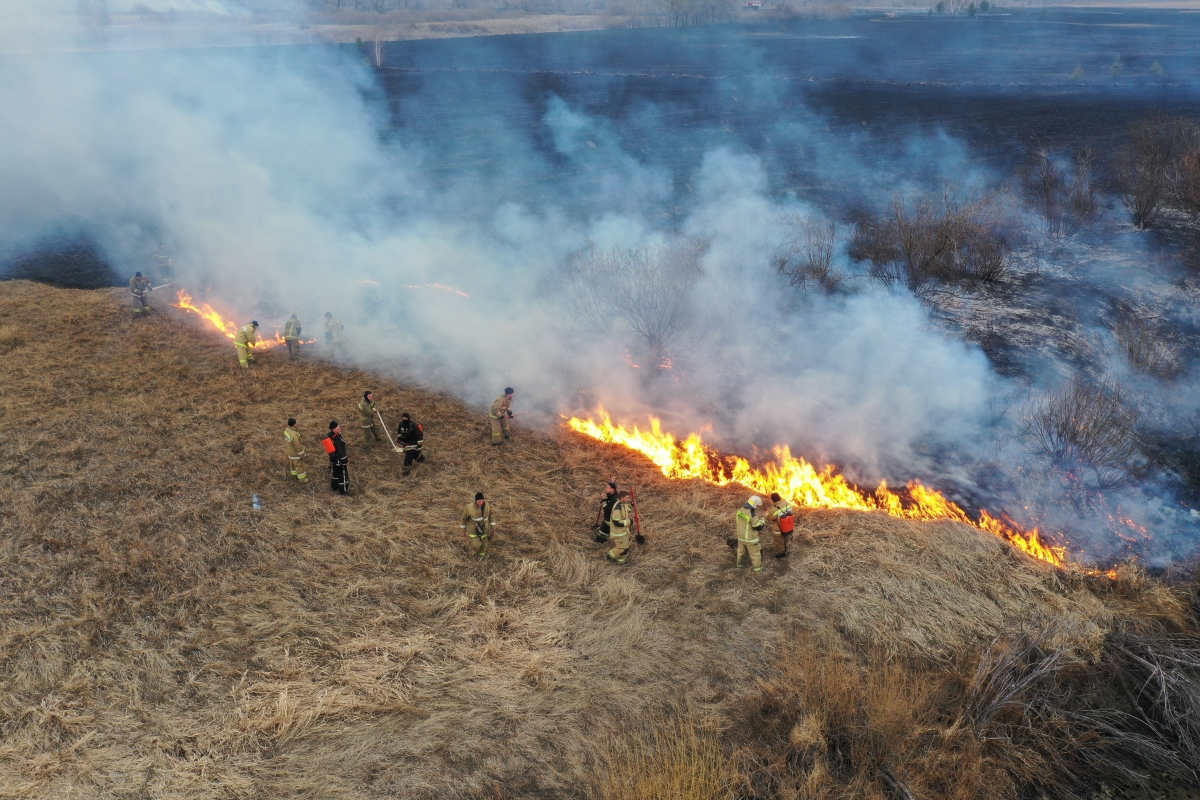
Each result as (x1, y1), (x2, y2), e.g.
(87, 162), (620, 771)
(2, 7), (1199, 562)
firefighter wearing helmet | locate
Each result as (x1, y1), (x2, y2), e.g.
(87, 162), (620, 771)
(234, 321), (259, 368)
(770, 492), (796, 558)
(129, 272), (152, 315)
(324, 312), (347, 358)
(605, 491), (635, 565)
(283, 314), (302, 361)
(735, 495), (767, 572)
(283, 417), (307, 483)
(357, 391), (383, 448)
(460, 492), (496, 559)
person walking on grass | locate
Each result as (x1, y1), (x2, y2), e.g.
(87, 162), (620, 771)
(488, 387), (514, 445)
(284, 417), (307, 483)
(769, 492), (795, 559)
(397, 413), (426, 476)
(605, 491), (635, 565)
(357, 391), (383, 449)
(594, 481), (619, 543)
(284, 315), (302, 362)
(234, 320), (259, 368)
(129, 272), (152, 315)
(735, 495), (767, 572)
(460, 492), (496, 559)
(325, 421), (350, 496)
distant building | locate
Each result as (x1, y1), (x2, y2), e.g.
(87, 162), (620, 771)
(742, 1), (762, 8)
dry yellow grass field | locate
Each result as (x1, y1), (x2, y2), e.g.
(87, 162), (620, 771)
(1, 280), (1197, 799)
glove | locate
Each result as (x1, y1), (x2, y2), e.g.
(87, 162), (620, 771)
(635, 534), (646, 545)
(506, 410), (513, 418)
(594, 533), (609, 543)
(726, 537), (738, 548)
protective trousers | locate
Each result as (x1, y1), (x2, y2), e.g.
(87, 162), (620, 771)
(403, 448), (425, 475)
(469, 530), (488, 558)
(289, 454), (307, 482)
(286, 340), (300, 361)
(490, 415), (510, 444)
(773, 530), (791, 556)
(331, 460), (349, 495)
(134, 294), (149, 313)
(362, 421), (382, 446)
(607, 531), (630, 563)
(737, 537), (763, 571)
(236, 344), (253, 367)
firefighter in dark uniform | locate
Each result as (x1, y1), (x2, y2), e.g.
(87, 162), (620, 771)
(129, 272), (152, 314)
(397, 413), (426, 476)
(326, 421), (350, 496)
(594, 481), (619, 543)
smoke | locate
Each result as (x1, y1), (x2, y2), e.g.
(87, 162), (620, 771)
(1, 10), (1196, 562)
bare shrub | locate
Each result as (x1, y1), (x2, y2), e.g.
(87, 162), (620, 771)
(1114, 312), (1180, 378)
(1174, 144), (1200, 219)
(1106, 629), (1200, 767)
(850, 190), (1014, 299)
(1024, 377), (1146, 492)
(1116, 114), (1198, 228)
(370, 30), (386, 68)
(590, 709), (738, 800)
(561, 238), (704, 366)
(777, 215), (842, 294)
(1022, 147), (1099, 237)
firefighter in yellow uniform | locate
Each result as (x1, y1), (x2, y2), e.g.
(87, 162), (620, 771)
(234, 321), (259, 368)
(605, 491), (634, 564)
(284, 418), (307, 482)
(460, 492), (496, 559)
(489, 387), (514, 445)
(129, 272), (152, 314)
(324, 312), (347, 358)
(735, 495), (767, 572)
(769, 492), (795, 558)
(283, 315), (302, 361)
(357, 391), (383, 448)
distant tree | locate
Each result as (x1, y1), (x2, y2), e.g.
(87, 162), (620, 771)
(967, 2), (976, 16)
(370, 31), (386, 68)
(1150, 60), (1164, 77)
(979, 0), (989, 10)
(934, 1), (946, 12)
(1110, 55), (1123, 79)
(1069, 64), (1083, 81)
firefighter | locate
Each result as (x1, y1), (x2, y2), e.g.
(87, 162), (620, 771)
(605, 491), (635, 564)
(460, 492), (495, 559)
(735, 495), (767, 572)
(357, 391), (383, 448)
(324, 312), (347, 358)
(769, 492), (795, 558)
(129, 272), (152, 314)
(488, 387), (514, 446)
(152, 245), (172, 283)
(283, 315), (302, 361)
(326, 421), (350, 495)
(233, 321), (259, 368)
(284, 417), (307, 483)
(397, 413), (426, 476)
(594, 481), (619, 543)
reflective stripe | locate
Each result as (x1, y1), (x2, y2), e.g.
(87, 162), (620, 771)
(472, 516), (484, 521)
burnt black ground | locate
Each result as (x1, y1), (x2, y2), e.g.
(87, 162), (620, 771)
(0, 237), (117, 289)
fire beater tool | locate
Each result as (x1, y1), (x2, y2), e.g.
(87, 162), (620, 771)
(153, 282), (173, 290)
(375, 409), (405, 454)
(631, 486), (646, 545)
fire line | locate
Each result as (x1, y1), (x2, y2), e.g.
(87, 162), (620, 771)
(565, 406), (1068, 568)
(173, 290), (311, 349)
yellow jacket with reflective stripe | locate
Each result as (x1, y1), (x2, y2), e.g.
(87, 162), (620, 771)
(609, 501), (633, 537)
(284, 427), (304, 459)
(736, 506), (765, 543)
(235, 324), (258, 347)
(460, 501), (495, 535)
(771, 499), (794, 530)
(325, 317), (345, 342)
(284, 318), (301, 340)
(489, 394), (512, 419)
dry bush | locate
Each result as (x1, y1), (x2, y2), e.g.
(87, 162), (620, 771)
(0, 325), (24, 352)
(1114, 312), (1180, 379)
(590, 709), (738, 800)
(852, 190), (1014, 298)
(560, 238), (705, 365)
(1116, 114), (1199, 228)
(1021, 147), (1099, 238)
(1024, 376), (1146, 492)
(776, 215), (843, 294)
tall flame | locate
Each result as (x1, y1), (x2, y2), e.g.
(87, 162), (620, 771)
(173, 290), (294, 349)
(566, 407), (1067, 568)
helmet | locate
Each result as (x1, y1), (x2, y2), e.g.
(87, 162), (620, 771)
(250, 320), (259, 327)
(748, 496), (762, 508)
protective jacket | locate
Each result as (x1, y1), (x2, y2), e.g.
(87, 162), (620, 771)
(357, 398), (378, 428)
(398, 420), (424, 450)
(284, 318), (302, 341)
(736, 504), (766, 543)
(609, 501), (634, 536)
(129, 275), (152, 297)
(489, 394), (513, 419)
(599, 491), (619, 523)
(284, 427), (304, 459)
(771, 499), (795, 531)
(235, 324), (258, 347)
(325, 317), (345, 343)
(460, 501), (496, 536)
(327, 432), (347, 464)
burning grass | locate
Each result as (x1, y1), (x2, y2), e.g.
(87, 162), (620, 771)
(2, 280), (1199, 799)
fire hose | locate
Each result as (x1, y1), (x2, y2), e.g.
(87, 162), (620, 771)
(375, 409), (404, 454)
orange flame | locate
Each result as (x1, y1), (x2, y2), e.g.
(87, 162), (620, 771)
(566, 406), (1067, 568)
(172, 290), (302, 349)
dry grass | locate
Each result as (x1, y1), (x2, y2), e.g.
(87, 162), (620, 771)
(1114, 312), (1181, 379)
(1, 280), (1196, 799)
